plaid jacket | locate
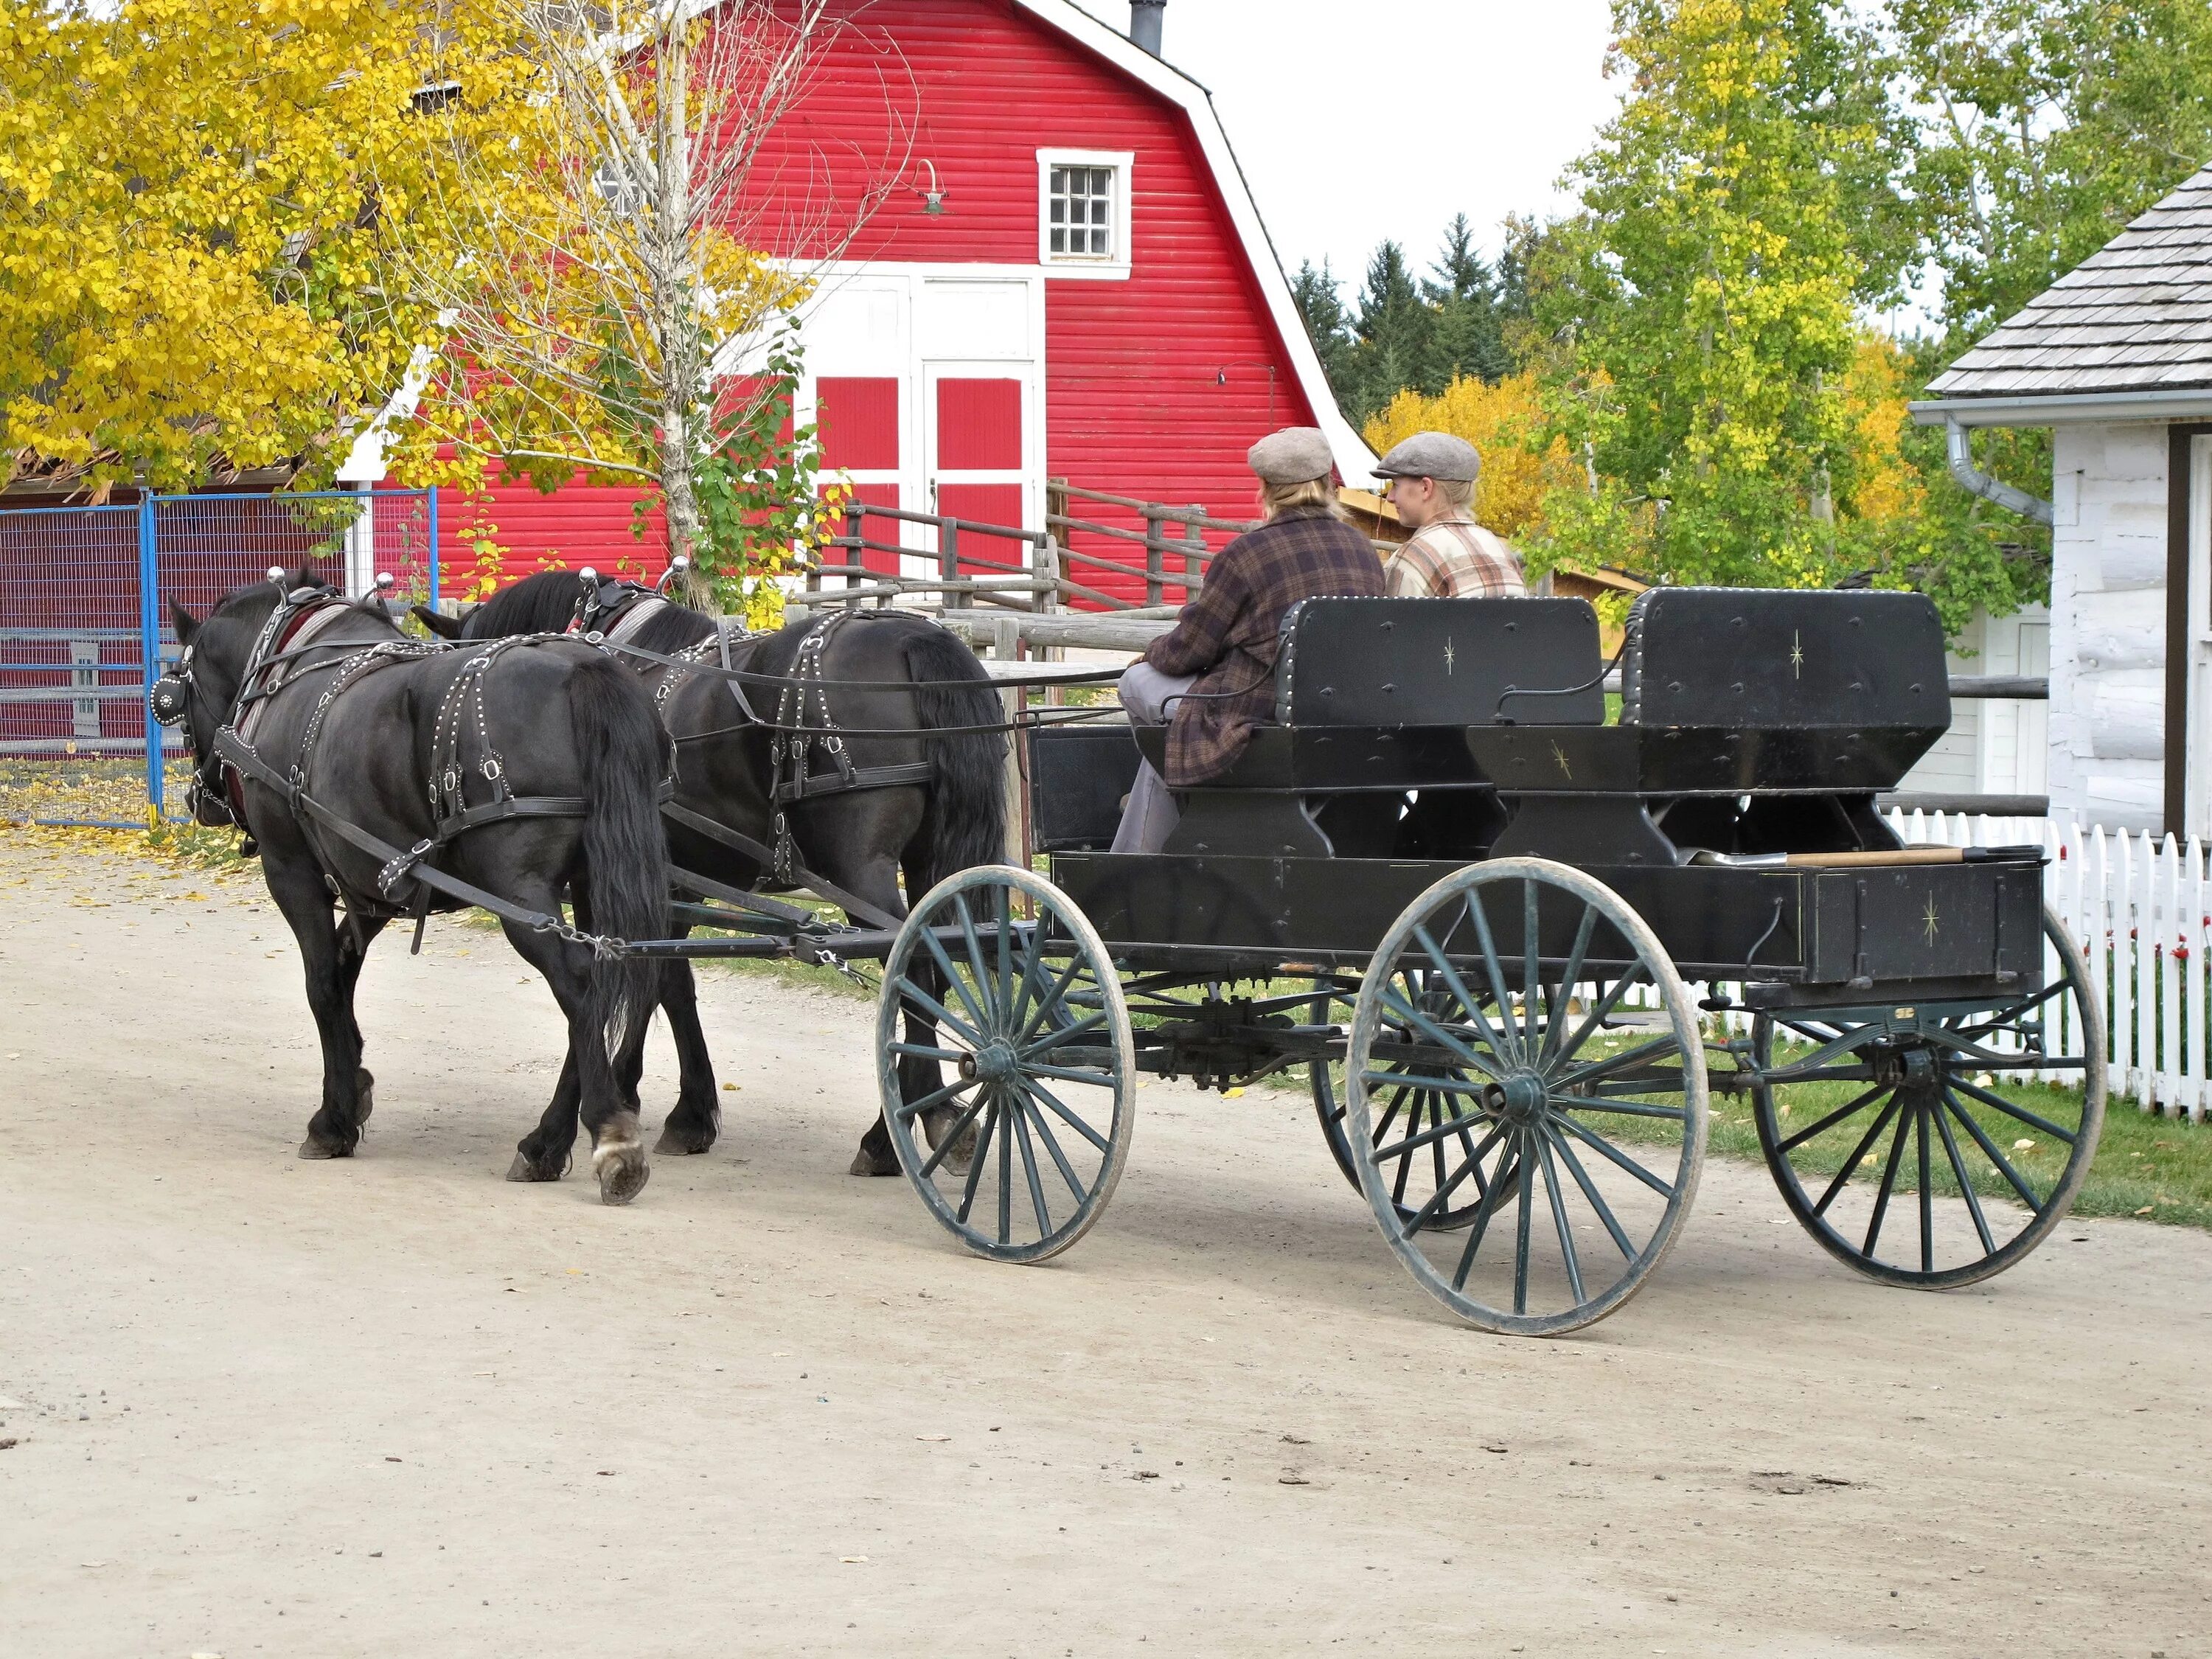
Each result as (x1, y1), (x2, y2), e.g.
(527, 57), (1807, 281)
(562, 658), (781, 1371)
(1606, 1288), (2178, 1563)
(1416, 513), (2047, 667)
(1384, 518), (1526, 599)
(1144, 507), (1384, 784)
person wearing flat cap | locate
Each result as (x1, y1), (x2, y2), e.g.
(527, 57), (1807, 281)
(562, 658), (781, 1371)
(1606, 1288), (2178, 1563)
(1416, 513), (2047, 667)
(1374, 431), (1526, 599)
(1111, 426), (1384, 854)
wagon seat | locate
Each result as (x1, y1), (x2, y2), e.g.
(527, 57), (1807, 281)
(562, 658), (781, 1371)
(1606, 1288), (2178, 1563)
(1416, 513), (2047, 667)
(1466, 586), (1953, 867)
(1107, 597), (1610, 860)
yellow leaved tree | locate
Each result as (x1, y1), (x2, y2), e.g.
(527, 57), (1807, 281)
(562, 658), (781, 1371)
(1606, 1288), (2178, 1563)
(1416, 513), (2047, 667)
(1363, 372), (1585, 542)
(0, 0), (439, 493)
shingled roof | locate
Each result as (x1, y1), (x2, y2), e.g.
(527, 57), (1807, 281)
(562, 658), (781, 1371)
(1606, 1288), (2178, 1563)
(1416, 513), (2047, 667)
(1925, 161), (2212, 401)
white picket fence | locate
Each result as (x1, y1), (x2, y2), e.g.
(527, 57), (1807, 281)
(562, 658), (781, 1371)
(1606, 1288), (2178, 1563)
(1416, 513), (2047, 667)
(1890, 810), (2208, 1122)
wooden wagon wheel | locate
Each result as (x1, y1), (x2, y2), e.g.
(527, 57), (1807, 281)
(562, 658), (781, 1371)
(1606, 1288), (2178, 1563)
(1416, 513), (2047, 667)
(876, 864), (1135, 1264)
(1346, 858), (1709, 1335)
(1749, 905), (2106, 1289)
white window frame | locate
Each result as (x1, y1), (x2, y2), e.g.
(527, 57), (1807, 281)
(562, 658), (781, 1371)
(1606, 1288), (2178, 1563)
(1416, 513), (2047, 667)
(1037, 149), (1133, 279)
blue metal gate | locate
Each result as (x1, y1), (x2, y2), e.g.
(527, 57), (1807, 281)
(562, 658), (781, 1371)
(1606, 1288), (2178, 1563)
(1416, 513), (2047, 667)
(0, 488), (438, 826)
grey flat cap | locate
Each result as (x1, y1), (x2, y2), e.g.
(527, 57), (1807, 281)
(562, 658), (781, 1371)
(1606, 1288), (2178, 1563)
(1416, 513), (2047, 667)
(1374, 431), (1481, 482)
(1247, 426), (1335, 484)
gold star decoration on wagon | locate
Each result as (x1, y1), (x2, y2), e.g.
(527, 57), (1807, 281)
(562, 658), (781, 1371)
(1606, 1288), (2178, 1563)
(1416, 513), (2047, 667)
(1922, 894), (1941, 944)
(1443, 637), (1455, 675)
(1790, 629), (1805, 680)
(1551, 740), (1572, 780)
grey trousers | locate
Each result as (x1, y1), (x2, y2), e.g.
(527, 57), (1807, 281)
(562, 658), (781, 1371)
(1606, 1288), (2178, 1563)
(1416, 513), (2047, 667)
(1110, 661), (1199, 855)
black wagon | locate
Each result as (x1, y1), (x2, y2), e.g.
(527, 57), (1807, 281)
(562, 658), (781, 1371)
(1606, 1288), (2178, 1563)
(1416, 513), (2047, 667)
(871, 588), (2107, 1334)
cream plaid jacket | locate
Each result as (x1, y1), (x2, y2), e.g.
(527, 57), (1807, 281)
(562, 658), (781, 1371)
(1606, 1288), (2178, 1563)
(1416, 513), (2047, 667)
(1384, 518), (1526, 599)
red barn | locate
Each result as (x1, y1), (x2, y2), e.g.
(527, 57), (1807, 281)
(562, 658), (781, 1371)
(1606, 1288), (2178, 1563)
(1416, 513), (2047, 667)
(361, 0), (1370, 596)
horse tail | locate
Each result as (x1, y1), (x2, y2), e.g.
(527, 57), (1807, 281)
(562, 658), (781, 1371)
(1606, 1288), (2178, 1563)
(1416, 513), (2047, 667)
(902, 624), (1008, 888)
(567, 654), (671, 1044)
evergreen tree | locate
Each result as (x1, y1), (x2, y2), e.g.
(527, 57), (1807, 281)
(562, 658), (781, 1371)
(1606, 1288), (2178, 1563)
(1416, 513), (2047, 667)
(1424, 213), (1510, 386)
(1343, 240), (1432, 422)
(1290, 257), (1356, 397)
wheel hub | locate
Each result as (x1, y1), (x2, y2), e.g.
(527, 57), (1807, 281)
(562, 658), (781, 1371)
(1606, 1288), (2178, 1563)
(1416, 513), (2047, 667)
(1484, 1071), (1548, 1126)
(963, 1041), (1018, 1082)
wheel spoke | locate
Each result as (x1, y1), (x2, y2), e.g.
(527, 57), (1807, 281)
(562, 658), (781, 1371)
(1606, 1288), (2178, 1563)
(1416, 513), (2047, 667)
(1916, 1105), (1934, 1274)
(1377, 983), (1506, 1081)
(1557, 1114), (1676, 1199)
(1861, 1103), (1915, 1258)
(1554, 967), (1650, 1069)
(1949, 979), (2069, 1042)
(1933, 1097), (1997, 1256)
(1402, 1123), (1506, 1235)
(1391, 1093), (1422, 1207)
(953, 893), (1000, 1023)
(1371, 1098), (1489, 1163)
(1026, 1061), (1119, 1088)
(1565, 1095), (1689, 1119)
(996, 1088), (1015, 1245)
(919, 1093), (990, 1178)
(1016, 952), (1090, 1046)
(902, 957), (988, 1048)
(1018, 1090), (1090, 1203)
(1946, 1075), (2078, 1146)
(1547, 1126), (1635, 1261)
(1512, 1133), (1536, 1315)
(1463, 893), (1527, 1068)
(995, 885), (1014, 1026)
(1553, 1034), (1681, 1093)
(1411, 925), (1517, 1065)
(1026, 1078), (1115, 1153)
(1811, 1096), (1901, 1216)
(886, 1040), (970, 1063)
(1941, 1088), (2044, 1211)
(1012, 1099), (1052, 1239)
(920, 925), (993, 1035)
(1358, 1068), (1486, 1096)
(955, 1101), (1000, 1222)
(1775, 1083), (1885, 1155)
(1008, 922), (1048, 1033)
(1542, 902), (1600, 1066)
(1020, 1009), (1108, 1059)
(1537, 1134), (1586, 1306)
(892, 1074), (979, 1120)
(1452, 1142), (1520, 1291)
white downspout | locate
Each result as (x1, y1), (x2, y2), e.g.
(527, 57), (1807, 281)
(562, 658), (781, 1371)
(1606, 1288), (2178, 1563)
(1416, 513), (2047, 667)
(1945, 417), (2053, 524)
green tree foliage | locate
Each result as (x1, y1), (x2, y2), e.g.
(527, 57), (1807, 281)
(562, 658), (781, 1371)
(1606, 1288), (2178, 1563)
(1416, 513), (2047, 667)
(1530, 0), (1913, 592)
(1425, 213), (1512, 388)
(1290, 257), (1356, 394)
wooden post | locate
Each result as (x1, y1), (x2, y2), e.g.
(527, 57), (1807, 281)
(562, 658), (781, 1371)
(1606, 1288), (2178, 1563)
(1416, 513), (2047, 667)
(1181, 507), (1206, 606)
(1142, 506), (1164, 607)
(939, 517), (960, 585)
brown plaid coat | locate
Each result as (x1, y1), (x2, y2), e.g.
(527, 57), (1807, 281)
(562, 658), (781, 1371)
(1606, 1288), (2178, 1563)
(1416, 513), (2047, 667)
(1144, 506), (1384, 784)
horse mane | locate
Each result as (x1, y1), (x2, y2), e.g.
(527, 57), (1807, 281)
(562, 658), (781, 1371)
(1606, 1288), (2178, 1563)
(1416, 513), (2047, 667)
(464, 569), (580, 636)
(627, 601), (714, 652)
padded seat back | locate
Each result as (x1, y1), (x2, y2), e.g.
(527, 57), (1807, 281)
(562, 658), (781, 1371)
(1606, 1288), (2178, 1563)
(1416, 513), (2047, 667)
(1274, 597), (1604, 727)
(1618, 587), (1949, 734)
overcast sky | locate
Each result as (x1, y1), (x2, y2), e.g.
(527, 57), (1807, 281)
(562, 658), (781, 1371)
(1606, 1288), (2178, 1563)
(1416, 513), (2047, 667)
(1130, 0), (1624, 299)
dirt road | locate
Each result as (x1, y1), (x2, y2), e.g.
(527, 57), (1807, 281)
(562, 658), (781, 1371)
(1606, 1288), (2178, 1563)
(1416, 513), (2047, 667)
(2, 838), (2208, 1658)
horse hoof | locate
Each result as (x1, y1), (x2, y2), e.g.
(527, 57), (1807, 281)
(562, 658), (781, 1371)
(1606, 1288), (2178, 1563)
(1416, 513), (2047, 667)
(653, 1122), (715, 1156)
(849, 1147), (902, 1177)
(506, 1151), (561, 1183)
(298, 1138), (350, 1161)
(597, 1154), (650, 1206)
(354, 1069), (375, 1127)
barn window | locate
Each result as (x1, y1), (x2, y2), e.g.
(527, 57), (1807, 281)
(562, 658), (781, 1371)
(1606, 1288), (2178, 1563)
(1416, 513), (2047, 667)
(1049, 166), (1114, 257)
(1037, 150), (1133, 278)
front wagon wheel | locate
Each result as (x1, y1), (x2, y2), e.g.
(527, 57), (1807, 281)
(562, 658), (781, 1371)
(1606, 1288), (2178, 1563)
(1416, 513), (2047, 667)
(877, 865), (1134, 1264)
(1347, 858), (1708, 1336)
(1751, 905), (2106, 1289)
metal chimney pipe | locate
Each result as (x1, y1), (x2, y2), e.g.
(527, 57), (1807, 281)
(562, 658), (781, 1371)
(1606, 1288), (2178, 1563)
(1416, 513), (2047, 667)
(1130, 0), (1165, 56)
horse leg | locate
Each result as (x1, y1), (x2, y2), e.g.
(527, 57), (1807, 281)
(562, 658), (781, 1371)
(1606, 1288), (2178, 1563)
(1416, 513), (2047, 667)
(496, 911), (648, 1204)
(509, 884), (597, 1182)
(652, 950), (723, 1155)
(334, 909), (388, 1130)
(262, 855), (374, 1159)
(900, 851), (980, 1177)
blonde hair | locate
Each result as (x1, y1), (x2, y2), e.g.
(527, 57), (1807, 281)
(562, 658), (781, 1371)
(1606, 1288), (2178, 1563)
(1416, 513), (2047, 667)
(1437, 476), (1475, 510)
(1256, 476), (1343, 520)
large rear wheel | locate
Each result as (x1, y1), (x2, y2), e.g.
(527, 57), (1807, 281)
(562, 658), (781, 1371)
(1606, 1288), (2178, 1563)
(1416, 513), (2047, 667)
(1346, 858), (1708, 1335)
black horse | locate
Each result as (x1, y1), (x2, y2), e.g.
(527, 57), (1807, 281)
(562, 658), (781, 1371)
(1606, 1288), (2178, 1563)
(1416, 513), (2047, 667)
(168, 570), (672, 1203)
(417, 568), (1006, 1175)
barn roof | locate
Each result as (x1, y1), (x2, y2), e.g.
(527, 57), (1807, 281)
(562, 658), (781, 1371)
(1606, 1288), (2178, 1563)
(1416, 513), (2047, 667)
(1009, 2), (1376, 481)
(1914, 160), (2212, 427)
